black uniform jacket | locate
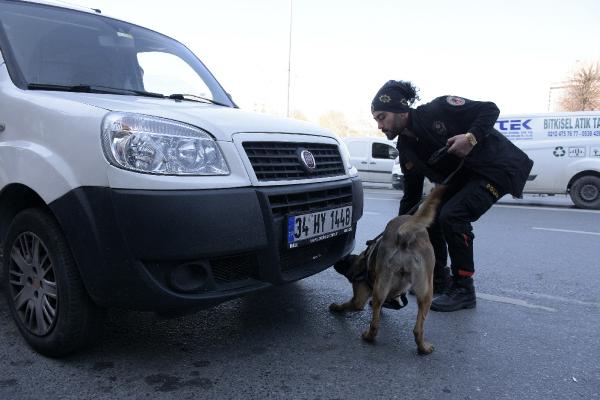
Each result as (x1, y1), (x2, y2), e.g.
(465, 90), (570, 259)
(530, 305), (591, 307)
(398, 96), (533, 213)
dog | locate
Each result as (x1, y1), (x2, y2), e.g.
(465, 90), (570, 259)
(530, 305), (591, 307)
(329, 185), (446, 354)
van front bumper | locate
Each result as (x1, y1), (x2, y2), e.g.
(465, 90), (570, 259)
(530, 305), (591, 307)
(49, 178), (363, 313)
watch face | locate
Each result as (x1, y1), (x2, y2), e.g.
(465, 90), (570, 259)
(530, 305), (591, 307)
(467, 133), (477, 145)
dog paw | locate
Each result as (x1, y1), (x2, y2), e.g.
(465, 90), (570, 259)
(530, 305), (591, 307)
(329, 303), (344, 313)
(418, 343), (435, 355)
(361, 331), (376, 343)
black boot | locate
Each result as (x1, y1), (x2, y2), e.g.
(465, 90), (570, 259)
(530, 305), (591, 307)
(430, 277), (476, 312)
(433, 266), (451, 295)
(371, 294), (409, 310)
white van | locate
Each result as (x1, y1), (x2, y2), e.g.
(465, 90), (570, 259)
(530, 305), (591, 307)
(343, 137), (398, 184)
(0, 1), (363, 356)
(495, 112), (600, 209)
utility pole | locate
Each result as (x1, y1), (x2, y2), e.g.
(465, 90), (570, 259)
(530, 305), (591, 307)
(286, 0), (293, 117)
(548, 83), (569, 112)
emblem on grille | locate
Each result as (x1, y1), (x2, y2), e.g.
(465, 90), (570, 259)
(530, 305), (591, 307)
(298, 149), (317, 173)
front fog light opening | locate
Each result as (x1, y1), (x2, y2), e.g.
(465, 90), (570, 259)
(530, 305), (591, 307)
(169, 262), (213, 293)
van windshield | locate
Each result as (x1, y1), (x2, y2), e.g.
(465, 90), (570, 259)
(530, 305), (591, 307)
(0, 1), (234, 106)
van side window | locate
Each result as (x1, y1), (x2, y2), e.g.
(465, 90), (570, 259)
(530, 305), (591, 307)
(372, 143), (398, 160)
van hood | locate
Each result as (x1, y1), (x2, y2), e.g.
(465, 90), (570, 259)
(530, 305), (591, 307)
(46, 92), (333, 141)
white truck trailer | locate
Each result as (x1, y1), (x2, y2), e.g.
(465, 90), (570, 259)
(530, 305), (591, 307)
(495, 112), (600, 209)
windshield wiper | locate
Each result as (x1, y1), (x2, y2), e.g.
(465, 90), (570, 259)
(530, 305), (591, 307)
(27, 84), (230, 105)
(27, 83), (165, 98)
(168, 93), (229, 107)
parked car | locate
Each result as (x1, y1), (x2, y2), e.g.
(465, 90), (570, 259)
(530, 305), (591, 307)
(344, 137), (398, 184)
(391, 156), (404, 189)
(0, 0), (363, 356)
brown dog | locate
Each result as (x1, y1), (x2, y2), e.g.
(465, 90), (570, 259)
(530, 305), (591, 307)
(329, 185), (446, 354)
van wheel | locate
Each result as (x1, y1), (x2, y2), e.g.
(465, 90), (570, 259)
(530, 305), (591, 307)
(3, 208), (105, 357)
(569, 175), (600, 209)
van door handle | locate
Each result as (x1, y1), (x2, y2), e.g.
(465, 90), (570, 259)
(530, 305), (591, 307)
(360, 161), (368, 164)
(369, 162), (376, 164)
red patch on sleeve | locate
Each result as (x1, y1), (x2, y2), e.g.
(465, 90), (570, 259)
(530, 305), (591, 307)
(446, 96), (466, 106)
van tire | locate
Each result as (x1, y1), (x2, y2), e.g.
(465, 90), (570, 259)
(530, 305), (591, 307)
(569, 175), (600, 209)
(3, 208), (105, 357)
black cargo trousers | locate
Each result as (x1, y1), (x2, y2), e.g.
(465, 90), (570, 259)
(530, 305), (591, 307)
(425, 173), (506, 280)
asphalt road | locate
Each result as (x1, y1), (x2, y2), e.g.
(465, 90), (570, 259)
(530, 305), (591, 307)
(1, 188), (599, 400)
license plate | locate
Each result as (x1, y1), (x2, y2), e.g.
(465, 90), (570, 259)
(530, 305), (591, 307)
(286, 205), (353, 248)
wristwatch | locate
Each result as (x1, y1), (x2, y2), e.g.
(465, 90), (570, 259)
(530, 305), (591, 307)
(465, 132), (477, 146)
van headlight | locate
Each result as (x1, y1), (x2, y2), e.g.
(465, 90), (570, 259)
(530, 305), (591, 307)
(101, 112), (229, 175)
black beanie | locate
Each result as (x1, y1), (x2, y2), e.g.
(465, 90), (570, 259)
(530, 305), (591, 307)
(371, 80), (412, 113)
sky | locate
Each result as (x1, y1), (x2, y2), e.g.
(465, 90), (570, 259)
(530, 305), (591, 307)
(68, 0), (600, 132)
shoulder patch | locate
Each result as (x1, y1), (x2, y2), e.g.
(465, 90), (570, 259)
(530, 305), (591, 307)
(446, 96), (466, 106)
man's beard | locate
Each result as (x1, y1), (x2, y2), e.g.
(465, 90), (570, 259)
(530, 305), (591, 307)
(383, 127), (402, 140)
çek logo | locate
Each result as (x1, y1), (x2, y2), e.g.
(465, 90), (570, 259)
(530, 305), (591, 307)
(496, 119), (533, 131)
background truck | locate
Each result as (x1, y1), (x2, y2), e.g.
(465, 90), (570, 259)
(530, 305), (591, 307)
(495, 112), (600, 209)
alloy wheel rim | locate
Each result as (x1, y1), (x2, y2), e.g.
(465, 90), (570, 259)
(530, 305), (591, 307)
(8, 232), (58, 336)
(580, 184), (598, 202)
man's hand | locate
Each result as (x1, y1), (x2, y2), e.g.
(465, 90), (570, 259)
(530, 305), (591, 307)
(447, 134), (475, 158)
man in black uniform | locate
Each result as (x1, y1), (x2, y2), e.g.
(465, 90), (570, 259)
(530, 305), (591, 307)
(371, 80), (533, 312)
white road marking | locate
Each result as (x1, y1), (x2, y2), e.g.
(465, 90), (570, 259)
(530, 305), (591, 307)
(363, 211), (381, 216)
(532, 227), (600, 236)
(476, 292), (557, 312)
(502, 290), (600, 307)
(365, 195), (600, 213)
(494, 204), (600, 213)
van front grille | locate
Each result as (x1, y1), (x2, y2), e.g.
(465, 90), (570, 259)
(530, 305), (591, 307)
(268, 185), (353, 217)
(243, 141), (345, 181)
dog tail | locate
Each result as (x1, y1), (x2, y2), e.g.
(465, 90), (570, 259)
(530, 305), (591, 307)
(396, 185), (446, 243)
(409, 185), (446, 229)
